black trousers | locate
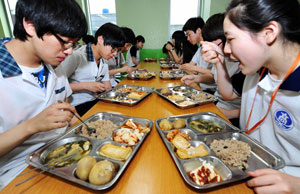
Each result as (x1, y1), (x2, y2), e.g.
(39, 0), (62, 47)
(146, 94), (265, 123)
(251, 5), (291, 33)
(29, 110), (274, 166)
(75, 99), (99, 116)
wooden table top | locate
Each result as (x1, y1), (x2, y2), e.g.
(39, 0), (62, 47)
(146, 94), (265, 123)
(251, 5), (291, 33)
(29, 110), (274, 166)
(2, 62), (253, 194)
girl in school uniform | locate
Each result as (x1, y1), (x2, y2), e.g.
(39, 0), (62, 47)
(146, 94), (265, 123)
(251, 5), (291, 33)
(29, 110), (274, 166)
(224, 0), (300, 193)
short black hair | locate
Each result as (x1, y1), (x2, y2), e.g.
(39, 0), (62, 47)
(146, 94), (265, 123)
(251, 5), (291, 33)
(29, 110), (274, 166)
(121, 27), (136, 45)
(82, 35), (95, 44)
(14, 0), (87, 41)
(136, 35), (145, 43)
(182, 17), (205, 33)
(202, 13), (226, 45)
(94, 23), (125, 49)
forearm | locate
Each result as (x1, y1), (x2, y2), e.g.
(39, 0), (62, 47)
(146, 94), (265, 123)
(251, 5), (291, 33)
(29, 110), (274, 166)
(194, 66), (212, 74)
(109, 68), (122, 76)
(198, 73), (215, 84)
(170, 50), (181, 64)
(0, 121), (34, 156)
(218, 108), (240, 119)
(70, 82), (90, 92)
(132, 57), (139, 66)
(216, 63), (239, 100)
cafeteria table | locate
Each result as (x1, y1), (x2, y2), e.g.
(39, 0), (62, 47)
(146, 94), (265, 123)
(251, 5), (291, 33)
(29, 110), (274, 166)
(2, 61), (253, 194)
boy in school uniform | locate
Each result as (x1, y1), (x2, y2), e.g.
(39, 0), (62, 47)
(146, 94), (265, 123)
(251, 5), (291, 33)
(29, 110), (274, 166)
(105, 27), (136, 87)
(0, 0), (87, 189)
(61, 23), (125, 116)
(126, 35), (145, 67)
(181, 17), (217, 93)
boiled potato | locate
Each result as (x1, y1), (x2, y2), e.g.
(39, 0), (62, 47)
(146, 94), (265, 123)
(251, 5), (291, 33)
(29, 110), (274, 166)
(173, 119), (186, 129)
(159, 119), (173, 131)
(89, 160), (115, 185)
(76, 155), (96, 181)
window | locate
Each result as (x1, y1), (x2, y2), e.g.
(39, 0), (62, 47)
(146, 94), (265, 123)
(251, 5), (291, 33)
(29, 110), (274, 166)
(169, 0), (201, 39)
(3, 0), (17, 35)
(87, 0), (117, 35)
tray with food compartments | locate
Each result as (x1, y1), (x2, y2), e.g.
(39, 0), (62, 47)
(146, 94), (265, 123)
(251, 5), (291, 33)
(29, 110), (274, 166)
(26, 112), (153, 190)
(125, 70), (156, 80)
(155, 112), (285, 189)
(94, 84), (154, 106)
(160, 63), (178, 69)
(159, 70), (187, 80)
(155, 85), (217, 109)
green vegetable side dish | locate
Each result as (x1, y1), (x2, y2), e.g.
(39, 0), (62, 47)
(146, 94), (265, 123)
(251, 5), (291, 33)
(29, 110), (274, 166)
(45, 141), (91, 168)
(190, 119), (223, 133)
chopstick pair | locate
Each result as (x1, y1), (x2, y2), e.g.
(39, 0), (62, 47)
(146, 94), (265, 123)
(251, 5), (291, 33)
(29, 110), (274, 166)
(16, 153), (76, 186)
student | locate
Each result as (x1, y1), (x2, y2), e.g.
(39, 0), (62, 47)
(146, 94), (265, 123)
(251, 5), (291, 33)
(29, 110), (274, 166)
(165, 30), (198, 64)
(61, 23), (125, 116)
(183, 13), (245, 126)
(126, 35), (145, 67)
(105, 27), (136, 87)
(0, 0), (87, 189)
(181, 17), (217, 93)
(224, 0), (300, 193)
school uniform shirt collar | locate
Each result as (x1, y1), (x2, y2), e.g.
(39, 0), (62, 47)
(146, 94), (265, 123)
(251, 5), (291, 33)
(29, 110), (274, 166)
(86, 43), (94, 62)
(260, 67), (300, 92)
(0, 38), (22, 78)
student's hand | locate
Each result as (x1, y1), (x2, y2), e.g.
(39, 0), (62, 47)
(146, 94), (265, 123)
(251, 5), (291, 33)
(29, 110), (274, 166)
(27, 102), (75, 134)
(247, 169), (300, 194)
(201, 41), (225, 65)
(86, 82), (106, 93)
(181, 75), (196, 85)
(180, 63), (194, 72)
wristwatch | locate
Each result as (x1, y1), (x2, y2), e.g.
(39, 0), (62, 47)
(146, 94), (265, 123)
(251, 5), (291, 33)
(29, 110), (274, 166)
(170, 47), (175, 52)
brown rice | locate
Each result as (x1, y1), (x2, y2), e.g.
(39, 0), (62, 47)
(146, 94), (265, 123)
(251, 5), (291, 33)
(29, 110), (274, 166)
(210, 139), (251, 170)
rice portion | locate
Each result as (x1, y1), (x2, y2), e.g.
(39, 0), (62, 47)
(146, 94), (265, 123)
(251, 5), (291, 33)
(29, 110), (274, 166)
(210, 139), (251, 170)
(76, 120), (118, 140)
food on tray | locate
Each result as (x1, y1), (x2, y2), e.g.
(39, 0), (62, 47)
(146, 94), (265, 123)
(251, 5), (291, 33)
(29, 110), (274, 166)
(190, 119), (222, 133)
(120, 98), (137, 103)
(160, 87), (171, 94)
(173, 87), (188, 93)
(161, 72), (171, 78)
(76, 156), (97, 181)
(161, 64), (169, 68)
(45, 141), (91, 167)
(172, 134), (209, 159)
(89, 160), (116, 185)
(121, 119), (151, 133)
(173, 119), (186, 129)
(116, 87), (136, 93)
(190, 93), (213, 101)
(128, 91), (147, 99)
(188, 161), (222, 185)
(99, 143), (132, 161)
(210, 139), (251, 170)
(76, 120), (118, 140)
(167, 94), (185, 101)
(166, 129), (191, 141)
(178, 100), (195, 106)
(110, 95), (122, 100)
(113, 128), (144, 146)
(159, 119), (173, 131)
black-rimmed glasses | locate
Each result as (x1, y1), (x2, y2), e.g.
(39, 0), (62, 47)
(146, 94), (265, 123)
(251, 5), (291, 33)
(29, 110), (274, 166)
(53, 33), (79, 50)
(111, 48), (122, 54)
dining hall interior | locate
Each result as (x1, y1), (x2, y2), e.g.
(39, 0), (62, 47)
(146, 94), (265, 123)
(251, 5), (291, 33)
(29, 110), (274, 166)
(1, 0), (300, 193)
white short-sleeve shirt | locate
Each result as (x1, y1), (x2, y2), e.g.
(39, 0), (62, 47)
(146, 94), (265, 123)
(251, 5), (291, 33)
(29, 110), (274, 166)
(61, 44), (110, 106)
(240, 68), (300, 176)
(0, 38), (72, 189)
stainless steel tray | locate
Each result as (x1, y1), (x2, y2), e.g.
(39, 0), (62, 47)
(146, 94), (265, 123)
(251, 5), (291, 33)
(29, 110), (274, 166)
(125, 70), (156, 80)
(26, 112), (153, 190)
(155, 112), (285, 189)
(159, 70), (187, 80)
(95, 84), (154, 106)
(155, 85), (217, 109)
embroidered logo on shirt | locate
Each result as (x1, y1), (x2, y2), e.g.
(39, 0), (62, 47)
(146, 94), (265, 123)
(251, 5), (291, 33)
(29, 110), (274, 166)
(55, 86), (65, 94)
(274, 109), (293, 131)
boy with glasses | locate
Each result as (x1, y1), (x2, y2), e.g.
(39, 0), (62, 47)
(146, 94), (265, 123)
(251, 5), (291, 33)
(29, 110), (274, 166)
(61, 23), (125, 116)
(0, 0), (87, 189)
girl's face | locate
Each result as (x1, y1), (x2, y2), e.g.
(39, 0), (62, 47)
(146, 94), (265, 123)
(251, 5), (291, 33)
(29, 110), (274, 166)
(223, 16), (268, 75)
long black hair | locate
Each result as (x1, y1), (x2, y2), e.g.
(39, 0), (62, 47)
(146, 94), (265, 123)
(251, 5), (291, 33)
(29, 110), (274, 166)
(226, 0), (300, 44)
(14, 0), (87, 41)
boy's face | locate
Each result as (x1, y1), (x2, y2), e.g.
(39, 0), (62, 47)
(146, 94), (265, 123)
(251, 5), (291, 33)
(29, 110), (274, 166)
(96, 36), (119, 59)
(137, 41), (144, 49)
(186, 28), (202, 45)
(121, 43), (132, 53)
(35, 33), (78, 66)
